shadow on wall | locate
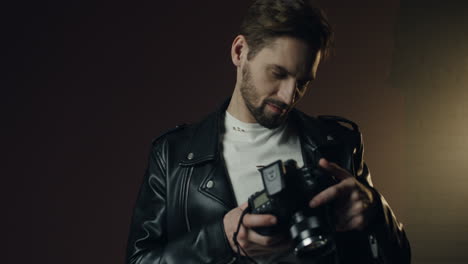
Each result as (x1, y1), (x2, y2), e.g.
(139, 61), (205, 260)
(391, 1), (468, 264)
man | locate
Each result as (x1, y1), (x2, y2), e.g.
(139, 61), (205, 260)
(126, 0), (411, 263)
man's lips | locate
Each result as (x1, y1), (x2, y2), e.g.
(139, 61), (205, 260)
(267, 103), (286, 114)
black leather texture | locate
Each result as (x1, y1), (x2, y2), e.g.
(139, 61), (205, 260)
(126, 100), (411, 264)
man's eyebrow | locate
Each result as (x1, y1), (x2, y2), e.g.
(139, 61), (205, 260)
(267, 64), (315, 81)
(267, 64), (291, 74)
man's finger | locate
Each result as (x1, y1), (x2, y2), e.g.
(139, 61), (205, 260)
(309, 180), (353, 208)
(344, 215), (366, 231)
(243, 213), (277, 228)
(239, 202), (249, 211)
(335, 202), (363, 227)
(319, 158), (352, 181)
(247, 231), (288, 246)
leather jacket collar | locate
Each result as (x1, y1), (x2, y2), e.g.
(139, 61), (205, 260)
(179, 100), (227, 167)
(179, 98), (330, 171)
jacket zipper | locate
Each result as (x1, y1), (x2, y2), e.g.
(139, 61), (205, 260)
(369, 234), (380, 261)
(184, 167), (194, 232)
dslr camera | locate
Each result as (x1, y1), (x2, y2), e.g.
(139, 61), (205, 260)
(248, 159), (337, 257)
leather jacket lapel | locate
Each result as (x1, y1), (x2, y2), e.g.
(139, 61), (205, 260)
(179, 99), (237, 212)
(177, 100), (341, 217)
(289, 109), (325, 168)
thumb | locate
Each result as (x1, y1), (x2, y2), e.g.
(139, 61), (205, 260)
(239, 202), (248, 211)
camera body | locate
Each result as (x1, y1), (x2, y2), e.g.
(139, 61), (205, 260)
(248, 159), (337, 256)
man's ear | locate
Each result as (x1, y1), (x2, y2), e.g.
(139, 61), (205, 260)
(231, 35), (248, 67)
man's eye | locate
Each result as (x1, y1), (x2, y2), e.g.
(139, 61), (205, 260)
(272, 71), (287, 79)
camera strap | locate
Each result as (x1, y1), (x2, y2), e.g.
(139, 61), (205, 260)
(233, 205), (259, 264)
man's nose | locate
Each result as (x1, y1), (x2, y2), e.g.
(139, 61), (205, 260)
(277, 80), (296, 106)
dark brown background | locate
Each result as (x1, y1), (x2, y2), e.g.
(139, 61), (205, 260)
(4, 0), (468, 263)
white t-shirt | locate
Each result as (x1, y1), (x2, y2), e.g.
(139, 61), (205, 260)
(221, 111), (304, 263)
(222, 110), (304, 205)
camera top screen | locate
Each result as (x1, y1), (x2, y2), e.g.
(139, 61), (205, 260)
(254, 192), (269, 208)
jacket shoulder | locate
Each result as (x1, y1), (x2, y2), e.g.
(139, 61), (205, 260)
(293, 110), (365, 175)
(151, 123), (192, 147)
(317, 115), (361, 136)
(293, 110), (361, 139)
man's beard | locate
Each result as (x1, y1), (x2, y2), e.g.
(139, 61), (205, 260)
(240, 63), (289, 129)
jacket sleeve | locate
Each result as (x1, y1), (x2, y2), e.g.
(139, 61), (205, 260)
(315, 115), (411, 263)
(357, 163), (412, 264)
(125, 139), (236, 264)
(336, 133), (411, 264)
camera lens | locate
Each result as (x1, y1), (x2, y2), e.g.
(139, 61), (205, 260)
(289, 210), (334, 256)
(295, 235), (328, 253)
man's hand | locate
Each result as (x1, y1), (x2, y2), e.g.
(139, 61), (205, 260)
(223, 203), (291, 257)
(309, 158), (378, 232)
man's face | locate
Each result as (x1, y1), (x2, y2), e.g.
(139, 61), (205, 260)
(238, 36), (321, 129)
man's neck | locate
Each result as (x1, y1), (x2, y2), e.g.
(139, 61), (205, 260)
(226, 89), (257, 124)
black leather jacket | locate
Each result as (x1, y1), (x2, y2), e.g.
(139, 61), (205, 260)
(126, 100), (411, 264)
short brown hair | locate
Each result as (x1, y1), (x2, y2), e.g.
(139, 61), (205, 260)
(240, 0), (333, 60)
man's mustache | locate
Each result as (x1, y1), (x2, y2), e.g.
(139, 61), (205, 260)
(263, 99), (289, 111)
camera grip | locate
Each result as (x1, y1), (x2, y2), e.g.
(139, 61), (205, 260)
(248, 190), (287, 236)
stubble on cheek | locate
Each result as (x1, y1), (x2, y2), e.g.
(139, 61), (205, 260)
(240, 64), (287, 129)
